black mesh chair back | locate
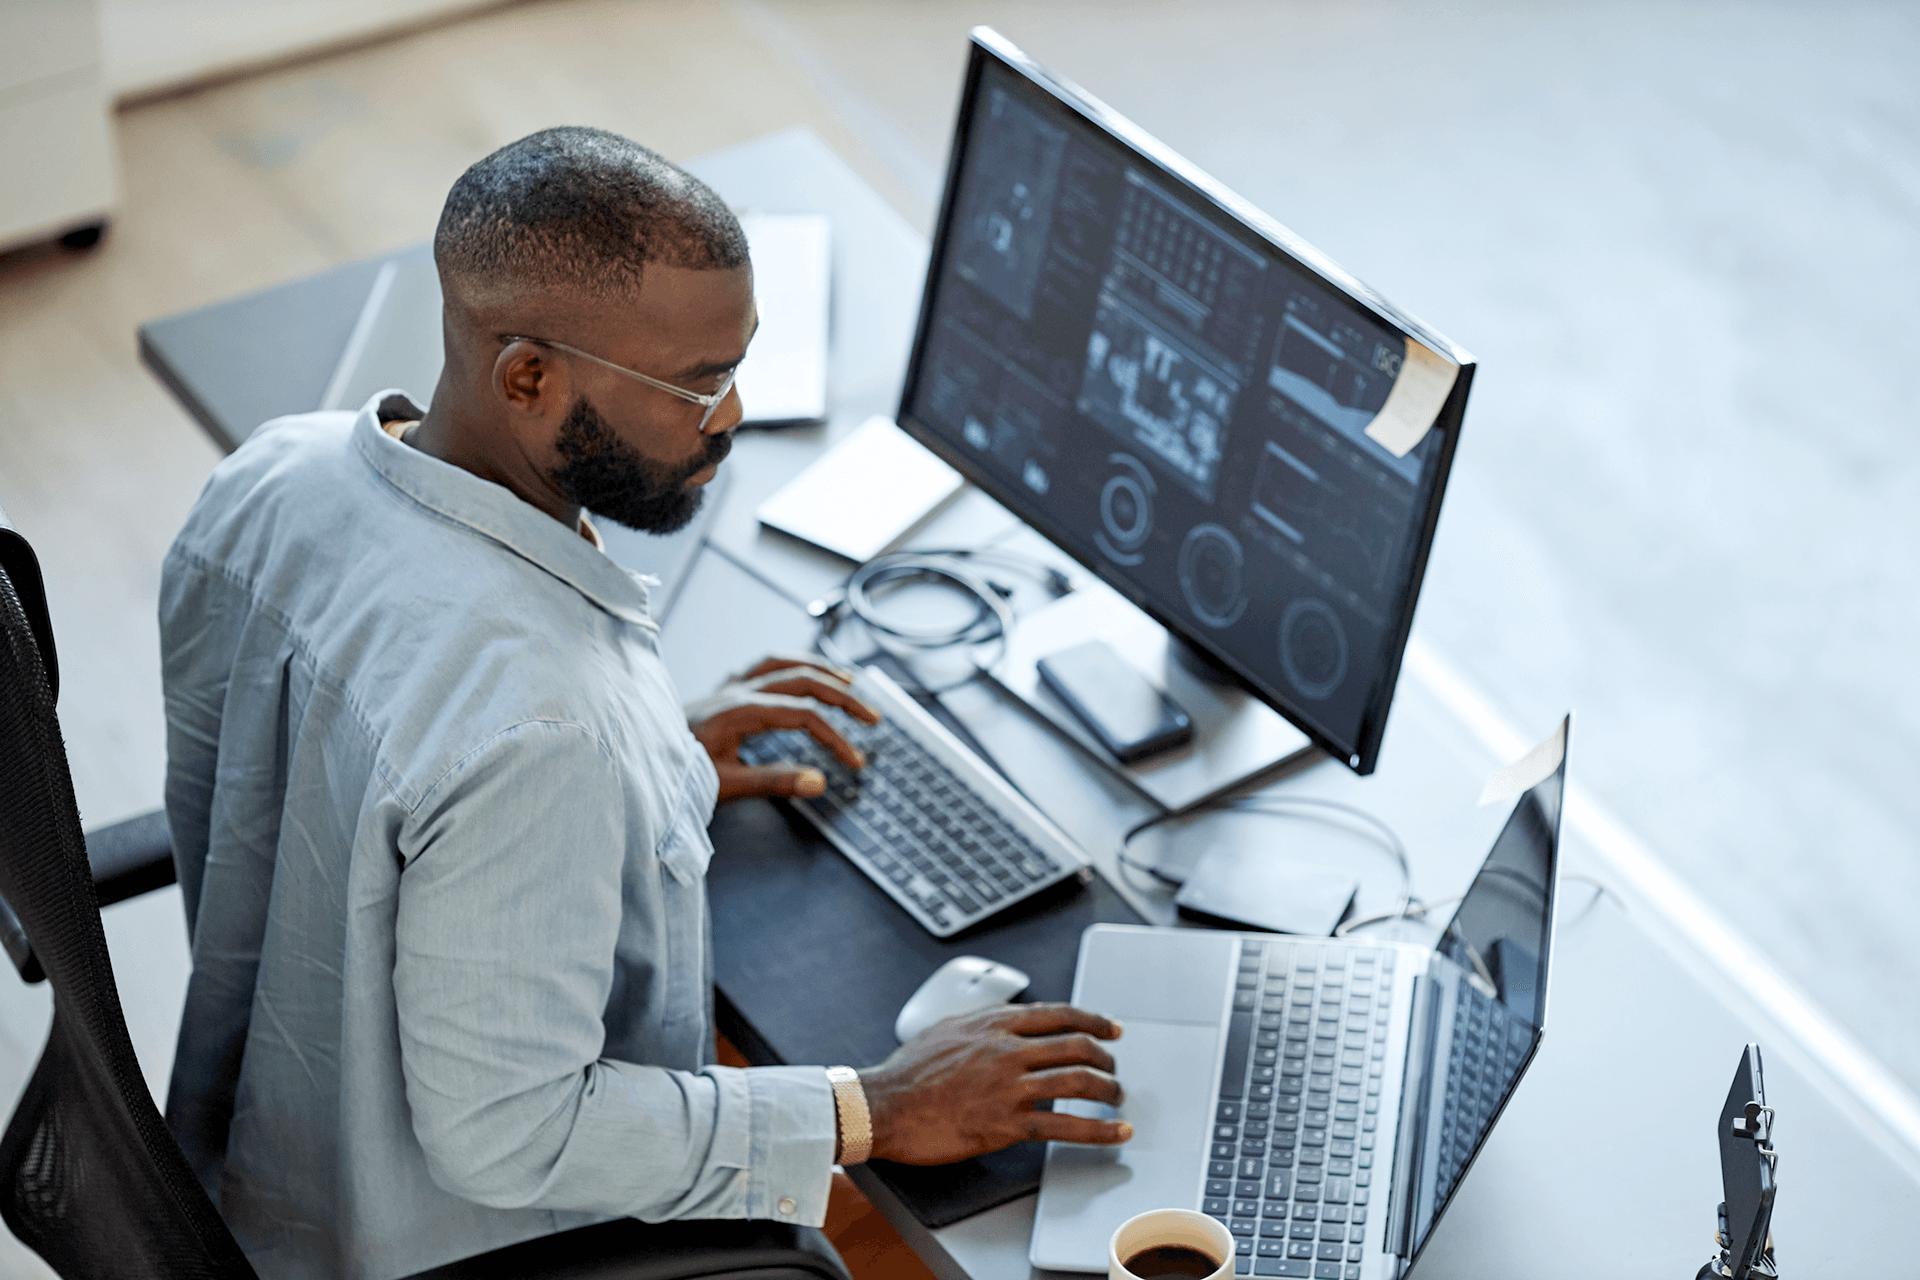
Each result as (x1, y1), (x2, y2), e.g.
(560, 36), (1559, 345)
(0, 554), (256, 1276)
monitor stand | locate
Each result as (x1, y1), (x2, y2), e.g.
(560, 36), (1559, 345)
(991, 578), (1321, 812)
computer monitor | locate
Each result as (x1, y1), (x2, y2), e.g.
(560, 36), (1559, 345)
(896, 29), (1475, 774)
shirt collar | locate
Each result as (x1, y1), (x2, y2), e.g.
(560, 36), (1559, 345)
(352, 391), (657, 629)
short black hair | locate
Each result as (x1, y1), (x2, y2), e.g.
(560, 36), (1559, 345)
(434, 126), (748, 299)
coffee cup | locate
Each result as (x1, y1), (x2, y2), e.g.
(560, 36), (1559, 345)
(1107, 1207), (1234, 1280)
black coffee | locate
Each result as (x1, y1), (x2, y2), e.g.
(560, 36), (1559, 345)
(1122, 1243), (1220, 1279)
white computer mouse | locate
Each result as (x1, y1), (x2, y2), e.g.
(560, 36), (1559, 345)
(894, 955), (1032, 1042)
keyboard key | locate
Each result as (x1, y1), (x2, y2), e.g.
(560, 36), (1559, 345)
(1204, 1198), (1231, 1215)
(1261, 1220), (1290, 1238)
(1348, 1227), (1365, 1244)
(1253, 1260), (1310, 1277)
(1258, 1240), (1287, 1257)
(1287, 1242), (1314, 1259)
(1210, 1161), (1235, 1179)
(1229, 1219), (1257, 1237)
(1316, 1242), (1343, 1260)
(1208, 1179), (1234, 1197)
(1318, 1224), (1344, 1241)
(1239, 1158), (1265, 1179)
(1234, 1200), (1260, 1217)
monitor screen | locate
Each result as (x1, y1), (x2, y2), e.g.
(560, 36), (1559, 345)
(897, 30), (1475, 773)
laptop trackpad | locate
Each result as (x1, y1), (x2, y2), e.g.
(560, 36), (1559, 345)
(1031, 1017), (1220, 1271)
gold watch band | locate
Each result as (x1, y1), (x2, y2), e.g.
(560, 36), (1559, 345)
(825, 1066), (872, 1166)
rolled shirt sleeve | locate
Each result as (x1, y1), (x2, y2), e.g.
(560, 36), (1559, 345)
(393, 718), (835, 1225)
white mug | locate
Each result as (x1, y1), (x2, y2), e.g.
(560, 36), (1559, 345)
(1107, 1207), (1235, 1280)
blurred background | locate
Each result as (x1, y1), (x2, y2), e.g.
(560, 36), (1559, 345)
(0, 2), (1915, 1273)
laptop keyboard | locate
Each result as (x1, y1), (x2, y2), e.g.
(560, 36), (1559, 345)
(736, 693), (1080, 937)
(1203, 940), (1396, 1279)
(1434, 978), (1530, 1202)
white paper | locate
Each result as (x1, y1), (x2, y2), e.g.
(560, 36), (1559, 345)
(1477, 720), (1568, 806)
(734, 212), (832, 424)
(755, 415), (964, 562)
(1364, 337), (1458, 459)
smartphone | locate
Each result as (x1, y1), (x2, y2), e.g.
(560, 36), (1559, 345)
(1036, 640), (1193, 764)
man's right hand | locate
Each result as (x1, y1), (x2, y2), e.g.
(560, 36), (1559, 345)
(856, 1004), (1131, 1165)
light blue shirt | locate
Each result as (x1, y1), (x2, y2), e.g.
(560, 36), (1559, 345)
(159, 393), (836, 1280)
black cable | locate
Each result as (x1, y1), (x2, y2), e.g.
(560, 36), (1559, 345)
(1117, 794), (1420, 928)
(809, 551), (1024, 694)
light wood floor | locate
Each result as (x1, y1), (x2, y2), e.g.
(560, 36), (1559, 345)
(2, 2), (1918, 1275)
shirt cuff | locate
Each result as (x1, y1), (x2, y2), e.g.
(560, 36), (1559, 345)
(727, 1064), (837, 1227)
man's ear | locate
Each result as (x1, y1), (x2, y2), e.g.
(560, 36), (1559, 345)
(495, 340), (566, 419)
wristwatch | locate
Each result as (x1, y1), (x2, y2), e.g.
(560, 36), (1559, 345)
(825, 1066), (872, 1166)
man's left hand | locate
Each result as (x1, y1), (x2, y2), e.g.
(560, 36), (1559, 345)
(687, 655), (882, 803)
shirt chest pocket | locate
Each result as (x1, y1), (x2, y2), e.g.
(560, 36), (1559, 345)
(648, 753), (720, 1057)
(658, 808), (713, 888)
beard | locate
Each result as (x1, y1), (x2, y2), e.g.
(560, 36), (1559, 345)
(546, 394), (731, 535)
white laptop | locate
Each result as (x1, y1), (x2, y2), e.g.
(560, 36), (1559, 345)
(1032, 717), (1570, 1279)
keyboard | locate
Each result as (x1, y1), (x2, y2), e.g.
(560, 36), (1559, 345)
(1203, 940), (1397, 1279)
(735, 665), (1088, 937)
(1433, 979), (1529, 1202)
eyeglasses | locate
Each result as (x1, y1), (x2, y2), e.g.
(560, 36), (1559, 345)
(500, 334), (739, 434)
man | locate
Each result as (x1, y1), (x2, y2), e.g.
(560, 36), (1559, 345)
(160, 127), (1130, 1280)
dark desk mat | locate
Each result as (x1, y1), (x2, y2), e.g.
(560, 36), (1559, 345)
(705, 698), (1145, 1228)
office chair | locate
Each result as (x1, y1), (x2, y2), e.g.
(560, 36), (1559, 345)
(0, 509), (851, 1280)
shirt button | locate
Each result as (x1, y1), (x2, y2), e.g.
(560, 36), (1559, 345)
(778, 1197), (797, 1216)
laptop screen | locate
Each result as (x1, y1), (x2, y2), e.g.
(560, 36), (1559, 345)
(1393, 723), (1567, 1262)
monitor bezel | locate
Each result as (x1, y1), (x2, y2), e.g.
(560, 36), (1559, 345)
(896, 27), (1477, 773)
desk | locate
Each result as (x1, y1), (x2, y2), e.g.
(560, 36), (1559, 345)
(141, 127), (1920, 1278)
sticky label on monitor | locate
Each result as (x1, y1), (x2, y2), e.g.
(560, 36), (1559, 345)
(1478, 720), (1567, 806)
(1364, 338), (1458, 459)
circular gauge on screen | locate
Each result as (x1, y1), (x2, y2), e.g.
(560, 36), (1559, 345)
(1178, 523), (1247, 628)
(1278, 597), (1349, 700)
(1095, 453), (1155, 566)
